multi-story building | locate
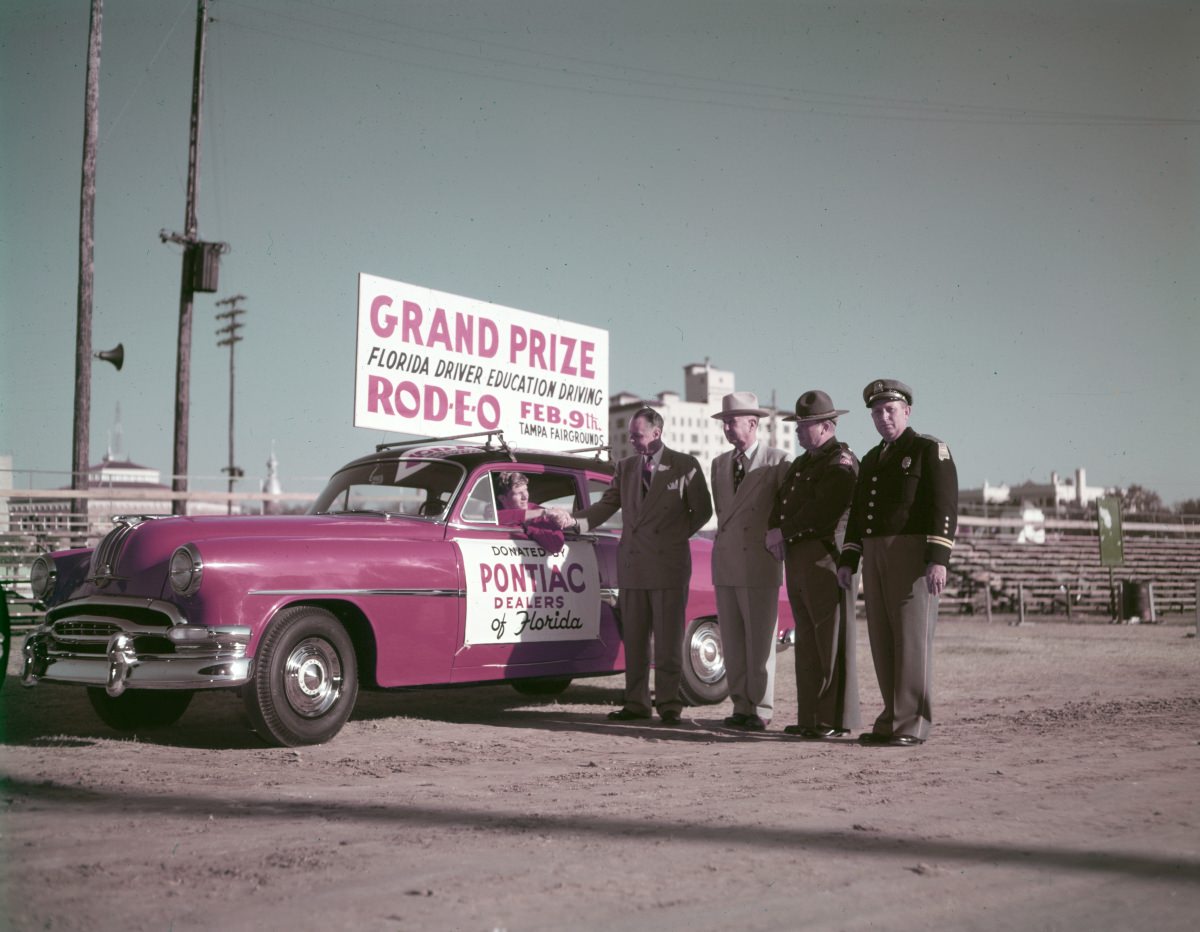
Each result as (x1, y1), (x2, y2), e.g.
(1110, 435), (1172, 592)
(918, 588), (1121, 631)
(608, 362), (796, 526)
(960, 468), (1110, 512)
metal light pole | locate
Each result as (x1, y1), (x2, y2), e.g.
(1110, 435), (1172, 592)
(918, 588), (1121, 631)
(215, 295), (246, 515)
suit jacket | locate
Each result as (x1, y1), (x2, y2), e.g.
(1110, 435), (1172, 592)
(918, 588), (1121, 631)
(710, 444), (788, 588)
(576, 446), (712, 589)
(839, 426), (958, 571)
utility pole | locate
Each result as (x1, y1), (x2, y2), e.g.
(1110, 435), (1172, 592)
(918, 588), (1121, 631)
(215, 295), (246, 515)
(71, 0), (103, 531)
(163, 0), (226, 515)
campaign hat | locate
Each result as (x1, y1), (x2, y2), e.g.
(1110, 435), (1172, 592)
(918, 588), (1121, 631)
(783, 390), (848, 422)
(863, 379), (913, 407)
(711, 391), (770, 419)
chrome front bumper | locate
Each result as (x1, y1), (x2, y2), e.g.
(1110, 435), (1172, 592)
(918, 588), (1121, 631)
(20, 595), (253, 695)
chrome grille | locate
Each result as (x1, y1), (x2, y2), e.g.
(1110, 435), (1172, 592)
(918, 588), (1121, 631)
(52, 620), (121, 640)
(46, 601), (175, 629)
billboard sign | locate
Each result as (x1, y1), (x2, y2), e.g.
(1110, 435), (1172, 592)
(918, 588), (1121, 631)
(355, 274), (608, 450)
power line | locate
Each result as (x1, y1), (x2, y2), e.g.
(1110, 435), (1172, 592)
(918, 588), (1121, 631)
(215, 0), (1198, 128)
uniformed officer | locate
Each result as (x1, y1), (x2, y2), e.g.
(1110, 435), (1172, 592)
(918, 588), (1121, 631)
(836, 379), (957, 747)
(765, 390), (860, 739)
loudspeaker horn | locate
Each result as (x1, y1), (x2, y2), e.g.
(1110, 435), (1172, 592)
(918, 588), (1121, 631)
(96, 343), (124, 371)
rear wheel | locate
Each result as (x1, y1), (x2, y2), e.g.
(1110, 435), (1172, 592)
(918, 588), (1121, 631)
(679, 617), (728, 705)
(243, 606), (358, 747)
(511, 676), (572, 698)
(87, 688), (194, 731)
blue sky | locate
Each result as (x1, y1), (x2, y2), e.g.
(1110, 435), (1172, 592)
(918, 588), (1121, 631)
(2, 0), (1197, 502)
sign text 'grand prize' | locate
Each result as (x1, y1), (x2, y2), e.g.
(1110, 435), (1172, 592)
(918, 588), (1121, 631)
(355, 275), (609, 449)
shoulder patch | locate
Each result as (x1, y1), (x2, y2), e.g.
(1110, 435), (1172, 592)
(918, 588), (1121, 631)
(937, 442), (950, 462)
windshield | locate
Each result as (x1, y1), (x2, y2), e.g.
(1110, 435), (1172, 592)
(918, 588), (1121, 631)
(310, 458), (467, 518)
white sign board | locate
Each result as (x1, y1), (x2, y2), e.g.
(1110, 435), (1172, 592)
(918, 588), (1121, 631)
(457, 538), (602, 646)
(356, 274), (609, 450)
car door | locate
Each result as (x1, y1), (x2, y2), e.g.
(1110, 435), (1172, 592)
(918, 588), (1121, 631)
(449, 466), (621, 683)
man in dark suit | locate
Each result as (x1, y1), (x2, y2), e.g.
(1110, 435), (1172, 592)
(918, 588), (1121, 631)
(836, 379), (958, 747)
(766, 390), (860, 740)
(565, 407), (712, 725)
(710, 391), (788, 731)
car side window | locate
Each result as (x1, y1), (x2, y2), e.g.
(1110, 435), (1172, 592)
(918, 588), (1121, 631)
(460, 476), (498, 524)
(527, 473), (580, 512)
(460, 470), (583, 525)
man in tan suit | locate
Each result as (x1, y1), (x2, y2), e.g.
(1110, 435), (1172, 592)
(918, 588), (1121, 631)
(564, 407), (712, 725)
(710, 392), (789, 730)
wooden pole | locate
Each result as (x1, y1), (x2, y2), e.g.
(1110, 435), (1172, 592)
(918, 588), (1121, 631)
(71, 0), (103, 536)
(170, 0), (210, 514)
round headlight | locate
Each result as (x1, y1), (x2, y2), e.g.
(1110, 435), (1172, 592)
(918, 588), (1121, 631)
(168, 544), (203, 596)
(30, 555), (56, 600)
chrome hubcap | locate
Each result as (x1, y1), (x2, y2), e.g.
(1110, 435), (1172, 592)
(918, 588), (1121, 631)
(688, 621), (725, 684)
(284, 638), (343, 717)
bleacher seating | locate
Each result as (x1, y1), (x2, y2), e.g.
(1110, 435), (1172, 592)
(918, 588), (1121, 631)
(945, 532), (1200, 619)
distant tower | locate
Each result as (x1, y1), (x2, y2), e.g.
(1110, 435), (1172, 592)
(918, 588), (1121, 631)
(262, 441), (282, 515)
(107, 402), (127, 462)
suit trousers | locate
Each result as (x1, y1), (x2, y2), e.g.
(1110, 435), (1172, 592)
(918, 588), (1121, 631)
(861, 535), (937, 740)
(715, 585), (779, 719)
(784, 539), (860, 730)
(617, 586), (687, 716)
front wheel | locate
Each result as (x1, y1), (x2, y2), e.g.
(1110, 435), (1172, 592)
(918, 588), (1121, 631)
(242, 606), (358, 747)
(87, 688), (194, 731)
(679, 617), (728, 705)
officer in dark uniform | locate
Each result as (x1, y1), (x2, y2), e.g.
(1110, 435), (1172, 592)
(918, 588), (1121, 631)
(765, 390), (861, 740)
(836, 379), (957, 747)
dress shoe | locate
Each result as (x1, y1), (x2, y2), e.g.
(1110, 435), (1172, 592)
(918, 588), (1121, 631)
(607, 708), (650, 722)
(888, 734), (924, 747)
(659, 711), (682, 726)
(858, 731), (892, 745)
(742, 715), (767, 731)
(723, 713), (751, 727)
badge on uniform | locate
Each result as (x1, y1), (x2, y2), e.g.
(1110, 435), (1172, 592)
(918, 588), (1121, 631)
(901, 456), (912, 470)
(938, 443), (950, 461)
(838, 452), (854, 467)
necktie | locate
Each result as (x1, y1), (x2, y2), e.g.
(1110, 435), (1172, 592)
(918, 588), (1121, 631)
(642, 455), (654, 492)
(733, 452), (746, 491)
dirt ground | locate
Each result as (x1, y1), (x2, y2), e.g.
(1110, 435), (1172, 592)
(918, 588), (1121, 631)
(1, 615), (1198, 932)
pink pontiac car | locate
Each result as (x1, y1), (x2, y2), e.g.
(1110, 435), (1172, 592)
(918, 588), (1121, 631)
(23, 435), (795, 746)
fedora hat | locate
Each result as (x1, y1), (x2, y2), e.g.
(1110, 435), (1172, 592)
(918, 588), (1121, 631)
(710, 391), (769, 420)
(783, 390), (848, 422)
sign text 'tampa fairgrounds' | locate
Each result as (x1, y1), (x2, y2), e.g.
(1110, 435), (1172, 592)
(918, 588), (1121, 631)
(355, 274), (609, 450)
(456, 539), (601, 645)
